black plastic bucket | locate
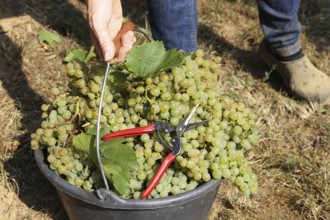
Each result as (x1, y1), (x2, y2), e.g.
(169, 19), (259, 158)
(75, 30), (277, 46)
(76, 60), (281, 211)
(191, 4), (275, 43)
(34, 149), (221, 220)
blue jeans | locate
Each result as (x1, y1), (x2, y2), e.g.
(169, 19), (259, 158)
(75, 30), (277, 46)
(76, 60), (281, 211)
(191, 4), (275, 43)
(147, 0), (302, 58)
(258, 0), (302, 57)
(147, 0), (198, 53)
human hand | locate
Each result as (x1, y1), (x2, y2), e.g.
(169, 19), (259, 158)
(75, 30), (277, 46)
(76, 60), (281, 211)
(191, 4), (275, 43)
(87, 0), (136, 62)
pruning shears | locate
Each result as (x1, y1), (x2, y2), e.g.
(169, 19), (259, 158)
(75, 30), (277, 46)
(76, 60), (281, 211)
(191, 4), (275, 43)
(102, 104), (209, 199)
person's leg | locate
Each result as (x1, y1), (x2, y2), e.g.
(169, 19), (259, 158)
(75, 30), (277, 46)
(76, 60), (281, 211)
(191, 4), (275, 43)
(146, 0), (198, 53)
(258, 0), (330, 104)
(258, 0), (302, 60)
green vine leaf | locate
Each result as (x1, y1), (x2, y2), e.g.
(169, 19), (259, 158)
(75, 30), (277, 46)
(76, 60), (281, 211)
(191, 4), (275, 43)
(125, 41), (184, 78)
(64, 47), (96, 63)
(112, 170), (131, 196)
(100, 138), (139, 171)
(38, 28), (61, 45)
(72, 129), (138, 195)
(72, 132), (92, 154)
(86, 126), (110, 137)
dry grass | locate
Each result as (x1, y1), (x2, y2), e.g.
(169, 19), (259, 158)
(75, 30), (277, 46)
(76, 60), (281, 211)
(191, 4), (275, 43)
(0, 0), (330, 219)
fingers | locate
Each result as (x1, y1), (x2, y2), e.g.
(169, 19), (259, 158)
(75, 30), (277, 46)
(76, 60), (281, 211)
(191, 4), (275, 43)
(90, 31), (102, 60)
(110, 45), (130, 64)
(87, 0), (134, 63)
(87, 0), (122, 61)
(111, 31), (136, 63)
(90, 18), (120, 62)
(122, 31), (136, 50)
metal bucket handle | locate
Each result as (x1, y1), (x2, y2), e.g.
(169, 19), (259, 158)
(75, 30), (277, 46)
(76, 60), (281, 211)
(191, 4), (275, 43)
(95, 28), (151, 198)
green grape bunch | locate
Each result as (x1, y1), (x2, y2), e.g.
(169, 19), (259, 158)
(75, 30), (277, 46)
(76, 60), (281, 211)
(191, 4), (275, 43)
(31, 47), (259, 198)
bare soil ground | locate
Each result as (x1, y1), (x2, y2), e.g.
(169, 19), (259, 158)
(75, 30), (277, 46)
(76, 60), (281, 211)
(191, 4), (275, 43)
(0, 0), (329, 219)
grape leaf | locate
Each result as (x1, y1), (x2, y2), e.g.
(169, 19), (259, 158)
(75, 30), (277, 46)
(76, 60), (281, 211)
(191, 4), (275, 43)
(110, 71), (129, 84)
(85, 46), (97, 62)
(86, 126), (110, 137)
(91, 64), (107, 76)
(108, 71), (130, 93)
(90, 171), (104, 189)
(100, 139), (139, 171)
(64, 49), (86, 62)
(64, 48), (96, 63)
(112, 170), (131, 196)
(73, 127), (110, 154)
(72, 132), (92, 154)
(101, 158), (121, 175)
(99, 139), (138, 195)
(38, 28), (61, 45)
(72, 129), (138, 195)
(125, 41), (183, 78)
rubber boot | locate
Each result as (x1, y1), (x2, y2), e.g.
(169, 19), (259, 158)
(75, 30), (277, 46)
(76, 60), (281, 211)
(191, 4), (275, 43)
(258, 41), (330, 104)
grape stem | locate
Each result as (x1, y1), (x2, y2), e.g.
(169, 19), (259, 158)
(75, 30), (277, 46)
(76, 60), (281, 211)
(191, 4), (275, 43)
(53, 93), (69, 105)
(67, 101), (81, 125)
(144, 85), (152, 104)
(68, 96), (79, 104)
(82, 122), (91, 127)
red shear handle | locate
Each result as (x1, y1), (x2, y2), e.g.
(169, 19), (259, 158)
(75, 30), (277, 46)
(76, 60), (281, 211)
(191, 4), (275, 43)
(141, 153), (176, 199)
(102, 124), (155, 141)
